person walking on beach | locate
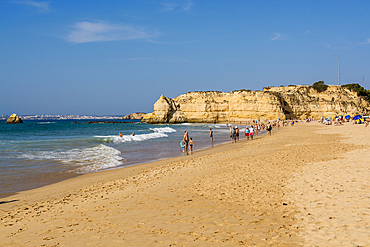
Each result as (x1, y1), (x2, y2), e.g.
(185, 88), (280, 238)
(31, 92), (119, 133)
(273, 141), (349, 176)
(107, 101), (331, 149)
(267, 122), (272, 136)
(183, 131), (189, 154)
(231, 126), (236, 143)
(235, 126), (239, 141)
(209, 128), (213, 143)
(254, 125), (258, 136)
(249, 126), (254, 140)
(245, 126), (250, 140)
(189, 138), (194, 154)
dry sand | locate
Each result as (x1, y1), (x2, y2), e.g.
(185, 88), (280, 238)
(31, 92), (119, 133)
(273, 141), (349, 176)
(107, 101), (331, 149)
(1, 121), (369, 246)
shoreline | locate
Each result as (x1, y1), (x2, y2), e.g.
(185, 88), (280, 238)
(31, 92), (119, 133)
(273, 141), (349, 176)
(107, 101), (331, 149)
(0, 126), (268, 203)
(0, 121), (240, 199)
(2, 122), (369, 246)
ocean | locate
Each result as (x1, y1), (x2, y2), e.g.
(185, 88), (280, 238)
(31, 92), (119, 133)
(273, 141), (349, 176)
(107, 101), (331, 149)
(0, 120), (241, 198)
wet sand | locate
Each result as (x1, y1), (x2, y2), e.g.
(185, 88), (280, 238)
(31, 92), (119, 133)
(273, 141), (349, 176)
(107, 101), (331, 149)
(1, 122), (369, 246)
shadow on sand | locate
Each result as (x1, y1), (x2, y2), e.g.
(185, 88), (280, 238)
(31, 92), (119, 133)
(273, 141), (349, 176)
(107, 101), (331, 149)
(0, 199), (19, 205)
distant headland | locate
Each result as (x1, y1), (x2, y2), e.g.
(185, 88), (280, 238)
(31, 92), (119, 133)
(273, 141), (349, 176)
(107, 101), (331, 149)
(0, 113), (146, 121)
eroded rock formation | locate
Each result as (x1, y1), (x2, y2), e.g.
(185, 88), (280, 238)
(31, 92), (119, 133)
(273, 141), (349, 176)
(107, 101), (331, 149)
(142, 86), (370, 123)
(123, 112), (146, 120)
(5, 114), (23, 124)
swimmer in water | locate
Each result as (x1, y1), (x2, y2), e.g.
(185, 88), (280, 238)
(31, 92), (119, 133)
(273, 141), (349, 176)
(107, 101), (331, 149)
(131, 132), (135, 136)
(119, 132), (123, 137)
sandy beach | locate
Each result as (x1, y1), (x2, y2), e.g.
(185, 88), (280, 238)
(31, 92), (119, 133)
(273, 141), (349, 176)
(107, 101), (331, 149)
(1, 121), (369, 246)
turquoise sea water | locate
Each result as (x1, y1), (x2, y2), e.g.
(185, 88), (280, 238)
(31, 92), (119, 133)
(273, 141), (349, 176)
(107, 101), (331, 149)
(0, 120), (236, 198)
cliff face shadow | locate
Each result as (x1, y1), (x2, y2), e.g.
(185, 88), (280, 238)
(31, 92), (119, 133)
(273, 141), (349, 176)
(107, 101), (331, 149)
(282, 100), (295, 119)
(167, 110), (176, 122)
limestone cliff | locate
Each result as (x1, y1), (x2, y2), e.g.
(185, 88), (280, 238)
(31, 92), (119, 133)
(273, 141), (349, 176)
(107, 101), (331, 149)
(142, 86), (370, 124)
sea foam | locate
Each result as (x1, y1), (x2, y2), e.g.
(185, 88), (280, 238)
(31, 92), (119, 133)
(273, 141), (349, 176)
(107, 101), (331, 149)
(36, 122), (57, 124)
(97, 127), (176, 143)
(19, 144), (124, 173)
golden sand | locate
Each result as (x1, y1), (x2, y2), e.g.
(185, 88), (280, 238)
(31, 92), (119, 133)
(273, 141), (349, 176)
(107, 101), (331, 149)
(1, 122), (369, 246)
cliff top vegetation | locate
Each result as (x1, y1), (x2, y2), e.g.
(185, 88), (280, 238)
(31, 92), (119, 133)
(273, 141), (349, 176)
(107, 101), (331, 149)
(341, 83), (370, 103)
(310, 80), (370, 103)
(312, 81), (329, 93)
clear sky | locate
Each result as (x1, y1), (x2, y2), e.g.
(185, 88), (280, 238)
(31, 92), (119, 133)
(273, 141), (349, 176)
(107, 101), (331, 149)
(1, 0), (370, 115)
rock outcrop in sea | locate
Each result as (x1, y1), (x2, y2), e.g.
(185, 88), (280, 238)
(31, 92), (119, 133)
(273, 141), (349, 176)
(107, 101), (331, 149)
(123, 112), (146, 120)
(142, 85), (370, 124)
(5, 114), (23, 124)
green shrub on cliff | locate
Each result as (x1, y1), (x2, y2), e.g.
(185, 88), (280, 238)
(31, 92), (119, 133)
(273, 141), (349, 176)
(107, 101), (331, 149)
(342, 83), (370, 102)
(312, 81), (328, 92)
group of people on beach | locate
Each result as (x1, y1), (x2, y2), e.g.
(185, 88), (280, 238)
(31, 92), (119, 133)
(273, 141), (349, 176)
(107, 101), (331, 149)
(180, 122), (272, 154)
(117, 119), (299, 156)
(319, 115), (370, 127)
(229, 121), (274, 143)
(230, 126), (239, 143)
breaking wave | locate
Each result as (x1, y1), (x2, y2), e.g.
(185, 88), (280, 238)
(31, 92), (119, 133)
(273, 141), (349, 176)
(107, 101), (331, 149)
(97, 127), (176, 143)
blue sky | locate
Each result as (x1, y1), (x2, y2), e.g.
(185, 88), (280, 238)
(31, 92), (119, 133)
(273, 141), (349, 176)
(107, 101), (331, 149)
(1, 0), (370, 115)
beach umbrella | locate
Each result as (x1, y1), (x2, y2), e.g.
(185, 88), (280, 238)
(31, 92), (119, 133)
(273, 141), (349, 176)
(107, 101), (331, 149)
(353, 115), (362, 120)
(345, 115), (351, 119)
(326, 116), (331, 119)
(338, 115), (343, 117)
